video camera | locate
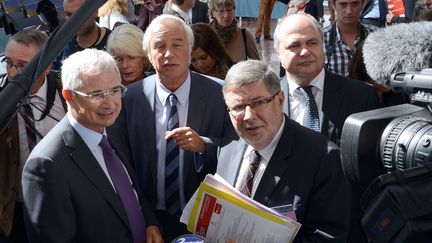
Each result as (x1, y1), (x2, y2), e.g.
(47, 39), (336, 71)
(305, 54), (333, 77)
(340, 69), (432, 242)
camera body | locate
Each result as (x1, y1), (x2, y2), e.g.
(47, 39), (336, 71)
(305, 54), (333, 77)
(341, 104), (432, 190)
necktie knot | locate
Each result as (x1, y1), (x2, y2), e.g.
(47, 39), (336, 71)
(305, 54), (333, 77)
(250, 150), (262, 169)
(99, 135), (111, 150)
(239, 150), (262, 197)
(168, 93), (177, 107)
(298, 85), (315, 102)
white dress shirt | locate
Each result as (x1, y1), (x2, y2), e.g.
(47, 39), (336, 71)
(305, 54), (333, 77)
(154, 72), (191, 210)
(282, 68), (325, 131)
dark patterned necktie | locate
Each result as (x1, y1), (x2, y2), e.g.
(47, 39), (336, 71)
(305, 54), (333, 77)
(299, 85), (320, 132)
(99, 136), (146, 243)
(19, 103), (37, 151)
(239, 150), (262, 197)
(165, 93), (181, 215)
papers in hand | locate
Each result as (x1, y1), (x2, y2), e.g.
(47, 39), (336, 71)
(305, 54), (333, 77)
(180, 174), (301, 243)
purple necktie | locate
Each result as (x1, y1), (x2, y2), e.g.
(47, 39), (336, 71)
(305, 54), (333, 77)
(100, 135), (146, 243)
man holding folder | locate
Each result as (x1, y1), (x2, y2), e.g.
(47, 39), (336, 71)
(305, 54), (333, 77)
(217, 60), (351, 242)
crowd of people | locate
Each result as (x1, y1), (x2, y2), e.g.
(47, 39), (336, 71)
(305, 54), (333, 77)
(0, 0), (430, 242)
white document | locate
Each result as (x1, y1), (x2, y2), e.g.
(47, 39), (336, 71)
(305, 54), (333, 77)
(181, 174), (301, 243)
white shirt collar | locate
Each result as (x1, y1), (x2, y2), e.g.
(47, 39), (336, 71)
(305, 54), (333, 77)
(30, 77), (48, 102)
(287, 68), (325, 96)
(67, 112), (106, 151)
(156, 71), (191, 107)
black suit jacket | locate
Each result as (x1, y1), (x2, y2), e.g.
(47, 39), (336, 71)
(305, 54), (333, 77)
(282, 70), (380, 145)
(22, 118), (158, 243)
(192, 1), (209, 24)
(217, 117), (351, 242)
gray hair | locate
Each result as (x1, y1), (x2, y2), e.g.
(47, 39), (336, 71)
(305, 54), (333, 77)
(223, 60), (280, 97)
(61, 49), (121, 90)
(274, 13), (323, 49)
(207, 0), (237, 19)
(143, 14), (194, 57)
(9, 28), (47, 49)
(107, 23), (146, 58)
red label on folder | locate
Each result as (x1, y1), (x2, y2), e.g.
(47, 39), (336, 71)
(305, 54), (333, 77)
(196, 193), (217, 236)
(387, 0), (405, 16)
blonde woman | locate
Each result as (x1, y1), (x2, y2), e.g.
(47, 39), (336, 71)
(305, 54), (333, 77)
(98, 0), (130, 29)
(107, 23), (152, 85)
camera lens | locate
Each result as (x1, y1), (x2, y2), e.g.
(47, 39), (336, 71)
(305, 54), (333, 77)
(380, 115), (432, 173)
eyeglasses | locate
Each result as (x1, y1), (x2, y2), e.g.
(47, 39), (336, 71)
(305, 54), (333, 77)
(71, 85), (127, 103)
(214, 8), (235, 15)
(227, 91), (280, 117)
(1, 57), (27, 72)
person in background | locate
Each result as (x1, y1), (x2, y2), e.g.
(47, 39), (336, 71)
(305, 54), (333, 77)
(107, 23), (152, 85)
(53, 0), (111, 71)
(98, 0), (130, 29)
(190, 23), (234, 79)
(0, 29), (67, 243)
(413, 0), (432, 21)
(323, 0), (375, 77)
(22, 49), (163, 243)
(255, 0), (276, 44)
(207, 0), (260, 62)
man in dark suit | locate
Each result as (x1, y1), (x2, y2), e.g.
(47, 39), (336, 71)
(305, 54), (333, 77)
(117, 14), (235, 241)
(274, 13), (379, 243)
(274, 13), (379, 145)
(0, 29), (67, 243)
(218, 60), (351, 242)
(22, 49), (163, 243)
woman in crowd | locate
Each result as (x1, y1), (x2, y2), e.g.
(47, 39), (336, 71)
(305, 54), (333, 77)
(207, 0), (260, 62)
(191, 23), (234, 79)
(107, 23), (152, 85)
(98, 0), (130, 29)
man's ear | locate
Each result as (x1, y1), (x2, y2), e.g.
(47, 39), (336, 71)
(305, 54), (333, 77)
(62, 89), (73, 102)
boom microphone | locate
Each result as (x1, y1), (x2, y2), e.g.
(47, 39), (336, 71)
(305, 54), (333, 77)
(0, 0), (107, 133)
(363, 21), (432, 87)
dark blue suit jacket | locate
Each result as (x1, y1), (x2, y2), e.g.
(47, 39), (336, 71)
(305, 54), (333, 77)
(117, 72), (236, 208)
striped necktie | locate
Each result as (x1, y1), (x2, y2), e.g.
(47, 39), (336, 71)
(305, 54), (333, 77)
(239, 150), (262, 197)
(299, 85), (320, 132)
(165, 93), (181, 215)
(19, 102), (37, 151)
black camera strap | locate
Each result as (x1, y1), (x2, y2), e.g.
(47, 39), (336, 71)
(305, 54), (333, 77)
(35, 71), (56, 121)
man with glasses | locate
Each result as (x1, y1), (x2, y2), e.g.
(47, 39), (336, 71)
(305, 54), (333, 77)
(0, 29), (66, 243)
(218, 59), (351, 242)
(22, 49), (163, 243)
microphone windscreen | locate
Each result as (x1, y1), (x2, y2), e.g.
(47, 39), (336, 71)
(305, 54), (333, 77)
(363, 21), (432, 87)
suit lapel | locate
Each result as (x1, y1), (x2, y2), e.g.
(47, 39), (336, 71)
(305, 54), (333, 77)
(184, 73), (207, 175)
(253, 119), (294, 205)
(143, 78), (159, 188)
(322, 71), (344, 140)
(221, 140), (248, 186)
(62, 122), (130, 228)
